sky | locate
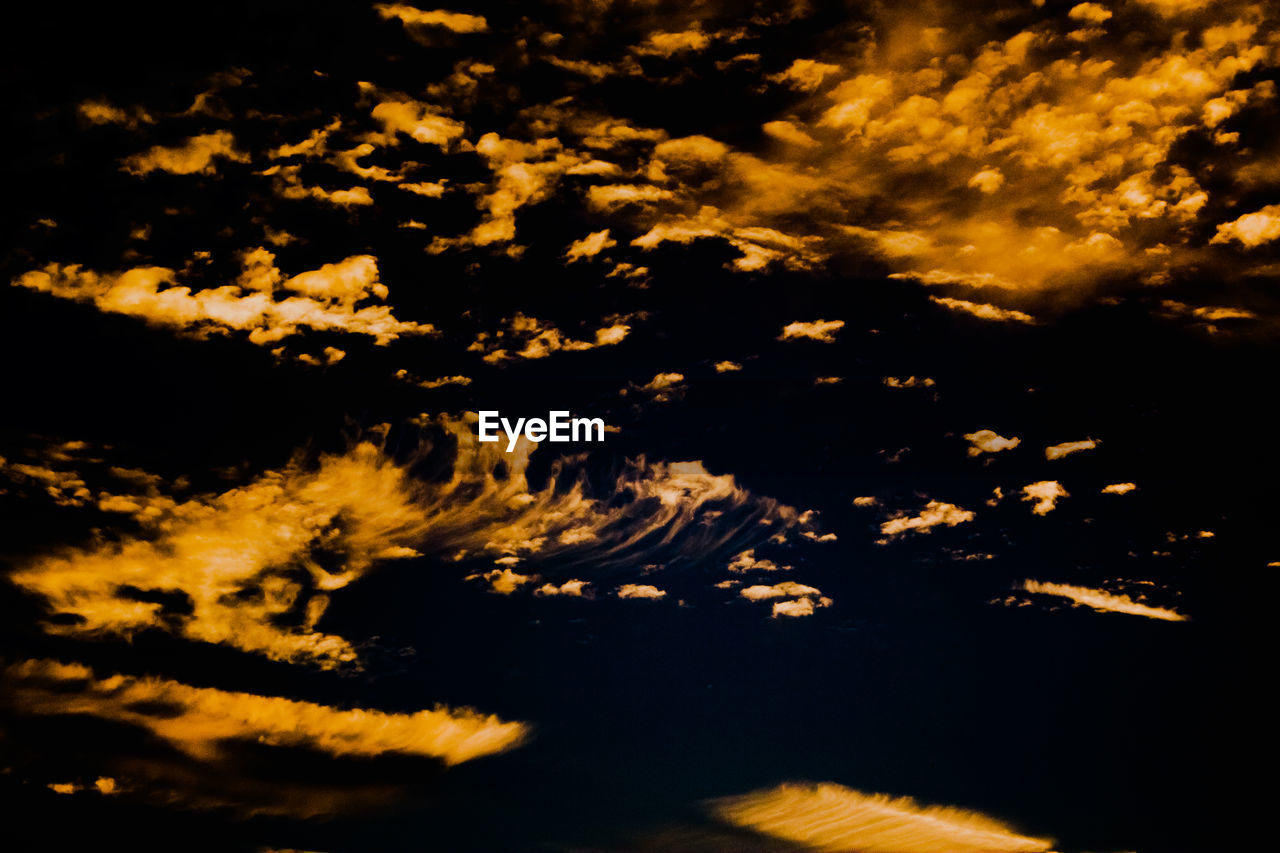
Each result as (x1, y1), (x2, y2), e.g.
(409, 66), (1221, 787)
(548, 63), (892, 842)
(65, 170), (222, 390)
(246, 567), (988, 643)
(2, 1), (1278, 850)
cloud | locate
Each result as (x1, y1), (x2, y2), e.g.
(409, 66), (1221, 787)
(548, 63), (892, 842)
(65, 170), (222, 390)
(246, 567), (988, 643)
(373, 3), (488, 33)
(78, 99), (152, 128)
(534, 579), (589, 597)
(852, 496), (879, 507)
(727, 548), (788, 573)
(738, 581), (822, 600)
(121, 131), (248, 176)
(1019, 580), (1188, 621)
(364, 93), (467, 149)
(1210, 204), (1280, 247)
(964, 429), (1020, 456)
(1068, 3), (1113, 25)
(469, 567), (537, 594)
(709, 781), (1054, 852)
(633, 27), (713, 58)
(565, 229), (617, 261)
(778, 319), (844, 342)
(469, 312), (632, 363)
(13, 249), (433, 347)
(1044, 439), (1098, 460)
(1102, 482), (1137, 494)
(930, 297), (1035, 324)
(395, 370), (472, 389)
(430, 133), (589, 250)
(11, 415), (819, 670)
(624, 371), (686, 402)
(1021, 481), (1068, 515)
(768, 59), (843, 92)
(883, 376), (934, 389)
(770, 597), (826, 618)
(264, 164), (375, 207)
(879, 500), (975, 540)
(739, 581), (832, 617)
(714, 360), (742, 372)
(617, 583), (666, 599)
(5, 658), (528, 766)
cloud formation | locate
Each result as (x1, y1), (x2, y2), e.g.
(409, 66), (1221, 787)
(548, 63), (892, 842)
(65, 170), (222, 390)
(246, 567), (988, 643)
(879, 500), (975, 540)
(5, 658), (528, 766)
(1044, 439), (1098, 460)
(13, 249), (433, 347)
(964, 429), (1021, 456)
(1022, 480), (1068, 515)
(779, 319), (845, 342)
(1019, 580), (1188, 621)
(122, 131), (248, 176)
(709, 782), (1054, 852)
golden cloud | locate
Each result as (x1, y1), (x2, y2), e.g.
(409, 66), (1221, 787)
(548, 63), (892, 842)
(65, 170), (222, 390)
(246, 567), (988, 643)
(879, 500), (975, 539)
(5, 658), (528, 766)
(1022, 480), (1068, 515)
(964, 429), (1021, 456)
(1020, 580), (1188, 621)
(709, 781), (1054, 852)
(12, 249), (433, 346)
(122, 131), (248, 176)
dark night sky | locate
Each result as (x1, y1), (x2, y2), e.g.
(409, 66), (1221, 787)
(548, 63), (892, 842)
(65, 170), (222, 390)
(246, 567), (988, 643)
(2, 2), (1279, 851)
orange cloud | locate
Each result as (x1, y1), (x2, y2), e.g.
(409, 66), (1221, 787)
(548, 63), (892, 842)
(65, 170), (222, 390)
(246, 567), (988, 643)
(709, 781), (1054, 852)
(5, 658), (528, 766)
(122, 131), (247, 176)
(12, 249), (433, 346)
(1020, 580), (1188, 621)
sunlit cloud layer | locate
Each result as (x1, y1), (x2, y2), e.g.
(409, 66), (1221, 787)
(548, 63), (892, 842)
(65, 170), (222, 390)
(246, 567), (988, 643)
(709, 781), (1054, 852)
(5, 658), (528, 766)
(11, 415), (817, 667)
(1019, 579), (1188, 621)
(13, 250), (433, 348)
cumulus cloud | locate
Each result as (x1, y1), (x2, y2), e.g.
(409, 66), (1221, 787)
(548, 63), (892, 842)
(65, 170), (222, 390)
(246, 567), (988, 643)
(879, 500), (975, 540)
(709, 781), (1054, 852)
(617, 583), (666, 599)
(1022, 481), (1068, 515)
(778, 319), (844, 342)
(726, 548), (788, 573)
(13, 250), (433, 347)
(534, 579), (589, 597)
(565, 229), (617, 261)
(373, 3), (488, 34)
(121, 131), (248, 176)
(1102, 482), (1137, 494)
(623, 371), (686, 402)
(964, 429), (1020, 456)
(739, 581), (831, 617)
(714, 360), (742, 372)
(469, 567), (537, 594)
(883, 376), (934, 389)
(468, 312), (632, 363)
(1210, 204), (1280, 247)
(1044, 439), (1098, 460)
(1019, 580), (1188, 621)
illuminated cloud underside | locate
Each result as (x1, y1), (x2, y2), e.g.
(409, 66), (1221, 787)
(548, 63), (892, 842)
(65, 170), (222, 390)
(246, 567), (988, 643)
(5, 659), (527, 766)
(13, 250), (433, 346)
(1020, 579), (1188, 621)
(11, 415), (812, 666)
(709, 781), (1054, 852)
